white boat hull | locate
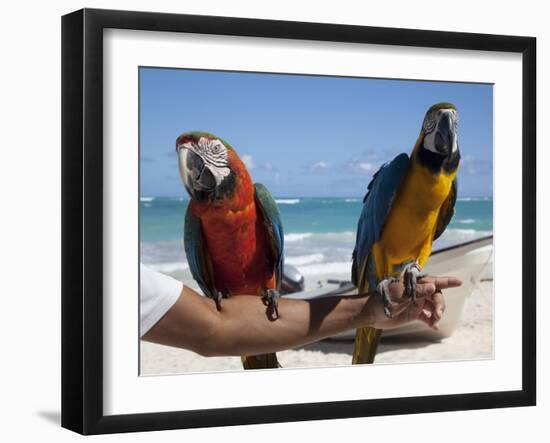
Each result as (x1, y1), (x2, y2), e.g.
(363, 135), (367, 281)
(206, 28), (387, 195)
(284, 236), (493, 341)
(381, 236), (493, 340)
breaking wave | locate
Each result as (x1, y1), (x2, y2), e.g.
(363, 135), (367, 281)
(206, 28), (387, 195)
(275, 199), (300, 205)
(285, 233), (313, 242)
(147, 262), (189, 273)
(285, 253), (324, 266)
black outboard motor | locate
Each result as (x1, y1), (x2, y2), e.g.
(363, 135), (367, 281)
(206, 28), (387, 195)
(280, 264), (305, 294)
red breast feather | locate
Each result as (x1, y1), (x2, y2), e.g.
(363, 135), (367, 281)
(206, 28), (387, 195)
(190, 149), (276, 296)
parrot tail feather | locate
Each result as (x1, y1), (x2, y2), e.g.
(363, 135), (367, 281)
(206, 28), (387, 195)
(241, 353), (281, 369)
(352, 327), (383, 364)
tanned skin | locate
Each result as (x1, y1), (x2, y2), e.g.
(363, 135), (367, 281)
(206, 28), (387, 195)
(143, 276), (460, 357)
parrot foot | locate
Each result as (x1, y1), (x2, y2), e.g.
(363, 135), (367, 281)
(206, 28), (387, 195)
(403, 262), (423, 306)
(214, 291), (223, 311)
(262, 289), (280, 321)
(377, 277), (399, 318)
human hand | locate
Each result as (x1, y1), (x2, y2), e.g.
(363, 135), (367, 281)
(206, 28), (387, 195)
(365, 276), (462, 330)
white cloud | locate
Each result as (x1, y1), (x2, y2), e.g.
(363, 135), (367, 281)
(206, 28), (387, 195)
(357, 162), (374, 172)
(346, 150), (386, 175)
(241, 154), (255, 170)
(310, 161), (331, 171)
(254, 161), (279, 173)
(460, 153), (492, 176)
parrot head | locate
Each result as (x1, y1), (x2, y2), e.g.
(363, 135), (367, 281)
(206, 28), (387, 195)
(176, 131), (240, 202)
(417, 102), (461, 173)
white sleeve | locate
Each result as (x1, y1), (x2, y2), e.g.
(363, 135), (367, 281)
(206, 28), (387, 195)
(140, 264), (183, 337)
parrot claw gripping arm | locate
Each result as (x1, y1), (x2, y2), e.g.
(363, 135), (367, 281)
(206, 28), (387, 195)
(262, 289), (280, 321)
(377, 277), (400, 318)
(214, 291), (224, 311)
(402, 262), (424, 306)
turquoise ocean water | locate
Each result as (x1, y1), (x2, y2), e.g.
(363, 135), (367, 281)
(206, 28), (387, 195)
(140, 196), (492, 281)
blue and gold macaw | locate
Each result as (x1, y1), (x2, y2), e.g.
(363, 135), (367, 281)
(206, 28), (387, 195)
(351, 103), (460, 364)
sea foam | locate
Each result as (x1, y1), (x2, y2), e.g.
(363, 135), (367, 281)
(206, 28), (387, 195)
(286, 253), (324, 266)
(275, 199), (300, 205)
(457, 197), (491, 202)
(285, 232), (313, 242)
(148, 262), (189, 273)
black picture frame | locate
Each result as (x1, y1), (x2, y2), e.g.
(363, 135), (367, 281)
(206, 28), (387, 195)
(61, 8), (536, 435)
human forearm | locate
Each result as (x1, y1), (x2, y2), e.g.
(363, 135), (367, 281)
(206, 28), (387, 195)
(143, 275), (460, 357)
(215, 275), (461, 356)
(143, 287), (375, 356)
(201, 294), (375, 356)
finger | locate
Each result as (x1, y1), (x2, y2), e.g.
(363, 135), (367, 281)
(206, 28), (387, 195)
(421, 305), (441, 330)
(414, 282), (436, 299)
(418, 275), (462, 288)
(402, 297), (426, 323)
(422, 300), (440, 330)
(423, 290), (444, 317)
(408, 293), (439, 328)
(387, 280), (406, 303)
(392, 290), (432, 318)
(416, 305), (435, 328)
(418, 275), (462, 290)
(431, 290), (445, 322)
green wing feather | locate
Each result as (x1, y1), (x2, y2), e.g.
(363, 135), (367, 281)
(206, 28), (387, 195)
(254, 183), (284, 288)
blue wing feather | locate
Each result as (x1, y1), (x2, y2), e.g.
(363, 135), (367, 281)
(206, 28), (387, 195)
(352, 153), (410, 289)
(184, 205), (216, 299)
(433, 178), (458, 240)
(254, 183), (284, 288)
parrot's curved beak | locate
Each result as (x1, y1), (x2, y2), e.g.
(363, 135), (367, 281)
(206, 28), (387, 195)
(177, 146), (216, 200)
(434, 111), (457, 156)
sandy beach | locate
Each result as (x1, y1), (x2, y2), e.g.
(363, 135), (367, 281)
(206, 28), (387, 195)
(140, 277), (493, 375)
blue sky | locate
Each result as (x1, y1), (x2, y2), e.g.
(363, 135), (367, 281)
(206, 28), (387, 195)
(140, 68), (493, 198)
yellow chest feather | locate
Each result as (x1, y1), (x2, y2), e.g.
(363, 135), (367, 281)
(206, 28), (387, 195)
(374, 161), (456, 277)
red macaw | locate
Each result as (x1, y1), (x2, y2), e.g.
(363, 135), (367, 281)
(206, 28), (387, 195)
(176, 132), (284, 369)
